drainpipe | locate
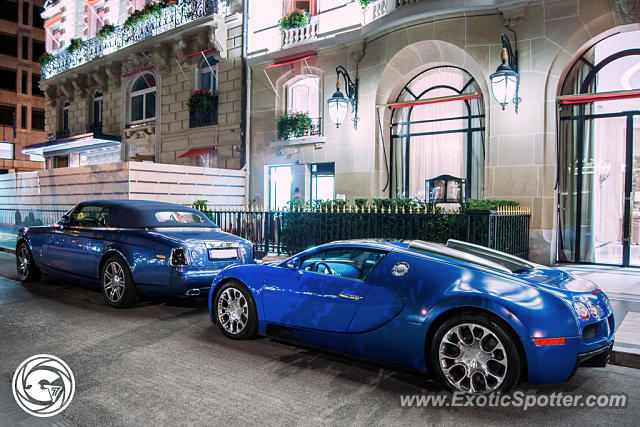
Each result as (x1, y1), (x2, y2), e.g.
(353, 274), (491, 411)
(242, 0), (251, 208)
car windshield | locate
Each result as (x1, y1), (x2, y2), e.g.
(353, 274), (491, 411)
(154, 211), (208, 224)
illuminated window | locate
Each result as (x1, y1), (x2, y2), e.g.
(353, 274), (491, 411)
(309, 163), (334, 202)
(268, 165), (292, 210)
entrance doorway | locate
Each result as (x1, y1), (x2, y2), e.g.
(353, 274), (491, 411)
(558, 31), (640, 266)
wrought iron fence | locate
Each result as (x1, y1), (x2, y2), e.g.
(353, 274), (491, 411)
(41, 0), (218, 79)
(202, 206), (531, 259)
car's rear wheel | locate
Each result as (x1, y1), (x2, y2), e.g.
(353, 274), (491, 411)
(101, 255), (138, 308)
(213, 281), (257, 340)
(16, 242), (40, 282)
(431, 312), (521, 393)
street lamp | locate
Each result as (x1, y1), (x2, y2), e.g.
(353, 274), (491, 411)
(490, 33), (521, 112)
(327, 66), (358, 128)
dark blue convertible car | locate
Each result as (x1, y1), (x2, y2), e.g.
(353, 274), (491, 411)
(208, 239), (614, 393)
(16, 200), (252, 307)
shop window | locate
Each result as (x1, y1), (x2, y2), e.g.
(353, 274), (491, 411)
(309, 163), (334, 202)
(52, 154), (69, 168)
(130, 73), (156, 123)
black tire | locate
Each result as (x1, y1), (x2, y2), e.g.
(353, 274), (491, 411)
(16, 242), (41, 282)
(430, 311), (522, 393)
(100, 255), (139, 308)
(213, 280), (258, 340)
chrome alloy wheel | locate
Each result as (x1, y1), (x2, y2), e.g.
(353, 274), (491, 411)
(17, 245), (29, 281)
(103, 261), (126, 303)
(438, 323), (508, 393)
(217, 287), (249, 335)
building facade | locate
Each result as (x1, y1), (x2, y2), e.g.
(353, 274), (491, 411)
(31, 0), (245, 172)
(246, 0), (640, 266)
(0, 0), (47, 173)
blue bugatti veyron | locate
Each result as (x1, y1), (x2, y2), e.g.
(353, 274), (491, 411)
(16, 200), (253, 307)
(208, 239), (614, 393)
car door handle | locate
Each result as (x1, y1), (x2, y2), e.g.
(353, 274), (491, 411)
(338, 292), (362, 301)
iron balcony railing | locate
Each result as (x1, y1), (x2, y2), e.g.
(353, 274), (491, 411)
(200, 205), (531, 259)
(41, 0), (218, 79)
(189, 95), (219, 128)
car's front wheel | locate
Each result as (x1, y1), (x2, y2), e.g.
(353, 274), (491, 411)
(16, 242), (40, 282)
(213, 281), (257, 340)
(431, 312), (522, 393)
(101, 255), (138, 308)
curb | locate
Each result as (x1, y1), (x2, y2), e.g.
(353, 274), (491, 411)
(0, 247), (15, 255)
(610, 349), (640, 370)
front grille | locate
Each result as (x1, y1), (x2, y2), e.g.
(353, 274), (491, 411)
(582, 314), (614, 341)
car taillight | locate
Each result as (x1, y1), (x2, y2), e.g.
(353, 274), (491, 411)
(171, 248), (188, 266)
(573, 301), (590, 321)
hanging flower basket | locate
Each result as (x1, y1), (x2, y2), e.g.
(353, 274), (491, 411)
(123, 2), (164, 29)
(39, 52), (54, 67)
(96, 23), (116, 40)
(67, 38), (82, 54)
(277, 112), (311, 140)
(278, 9), (310, 32)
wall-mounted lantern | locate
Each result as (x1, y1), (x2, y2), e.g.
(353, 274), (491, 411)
(490, 33), (521, 113)
(327, 66), (358, 128)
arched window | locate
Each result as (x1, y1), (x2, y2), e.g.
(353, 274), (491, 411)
(130, 73), (156, 123)
(92, 91), (103, 128)
(199, 56), (218, 93)
(390, 66), (485, 200)
(557, 31), (640, 265)
(286, 75), (321, 135)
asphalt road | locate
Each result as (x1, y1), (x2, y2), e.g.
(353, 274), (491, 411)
(0, 252), (638, 426)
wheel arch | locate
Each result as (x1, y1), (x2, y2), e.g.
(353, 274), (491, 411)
(424, 305), (529, 382)
(98, 248), (133, 278)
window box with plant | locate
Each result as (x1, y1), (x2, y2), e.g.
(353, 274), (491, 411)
(359, 0), (372, 9)
(277, 111), (312, 140)
(187, 89), (218, 128)
(123, 2), (164, 29)
(278, 9), (310, 32)
(39, 52), (54, 67)
(96, 23), (116, 40)
(67, 38), (82, 54)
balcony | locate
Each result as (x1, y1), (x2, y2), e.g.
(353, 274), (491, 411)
(281, 16), (319, 48)
(41, 0), (218, 80)
(189, 95), (219, 128)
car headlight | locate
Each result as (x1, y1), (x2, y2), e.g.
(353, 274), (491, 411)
(586, 301), (599, 318)
(573, 301), (590, 321)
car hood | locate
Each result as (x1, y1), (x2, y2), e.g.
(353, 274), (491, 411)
(147, 227), (249, 245)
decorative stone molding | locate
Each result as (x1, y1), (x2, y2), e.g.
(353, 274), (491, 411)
(615, 0), (640, 24)
(122, 52), (155, 76)
(92, 68), (109, 92)
(125, 124), (156, 158)
(60, 80), (74, 101)
(104, 62), (121, 89)
(498, 2), (529, 31)
(209, 15), (228, 59)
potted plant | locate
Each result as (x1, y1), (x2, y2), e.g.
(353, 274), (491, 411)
(67, 38), (82, 54)
(277, 111), (311, 140)
(278, 9), (310, 32)
(96, 23), (116, 40)
(39, 52), (55, 67)
(123, 2), (164, 29)
(187, 90), (218, 127)
(359, 0), (372, 9)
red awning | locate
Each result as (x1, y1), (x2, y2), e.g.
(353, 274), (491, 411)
(558, 89), (640, 105)
(264, 53), (318, 70)
(178, 147), (215, 158)
(384, 93), (483, 110)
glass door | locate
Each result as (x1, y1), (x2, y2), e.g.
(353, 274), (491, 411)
(630, 115), (640, 266)
(268, 165), (292, 211)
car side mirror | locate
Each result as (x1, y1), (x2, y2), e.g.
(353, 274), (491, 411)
(286, 258), (300, 270)
(59, 215), (70, 227)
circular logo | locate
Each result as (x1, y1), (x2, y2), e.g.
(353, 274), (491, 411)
(391, 262), (410, 277)
(12, 354), (75, 417)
